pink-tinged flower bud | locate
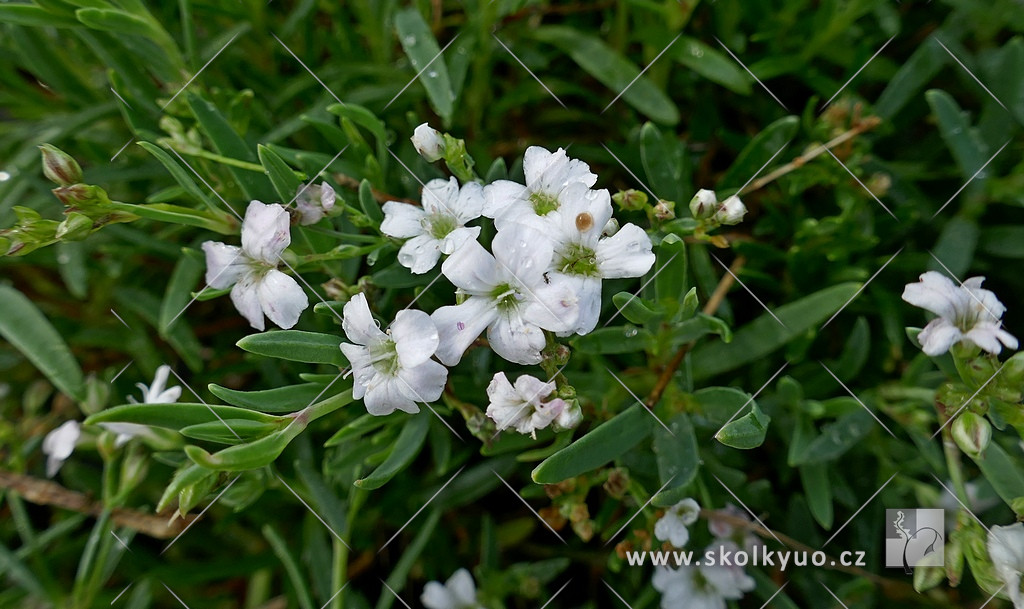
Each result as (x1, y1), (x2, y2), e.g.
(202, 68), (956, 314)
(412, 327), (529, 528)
(713, 194), (747, 225)
(689, 188), (717, 219)
(952, 411), (992, 458)
(39, 144), (83, 186)
(52, 184), (95, 206)
(411, 123), (445, 162)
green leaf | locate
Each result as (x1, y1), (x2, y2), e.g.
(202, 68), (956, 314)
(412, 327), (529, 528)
(85, 402), (281, 431)
(532, 404), (654, 483)
(652, 413), (700, 506)
(355, 412), (430, 489)
(974, 442), (1024, 507)
(236, 330), (347, 366)
(325, 411), (405, 446)
(263, 525), (314, 609)
(928, 216), (978, 279)
(571, 326), (654, 354)
(674, 37), (752, 95)
(107, 200), (235, 234)
(980, 226), (1024, 258)
(0, 285), (86, 401)
(718, 116), (798, 191)
(690, 282), (862, 380)
(180, 419), (282, 444)
(258, 144), (304, 203)
(186, 420), (306, 471)
(75, 7), (154, 37)
(532, 26), (679, 125)
(359, 178), (383, 225)
(611, 292), (663, 325)
(209, 383), (328, 413)
(159, 250), (204, 335)
(326, 103), (388, 148)
(925, 89), (990, 183)
(790, 409), (875, 465)
(187, 92), (271, 201)
(640, 123), (688, 204)
(800, 463), (834, 529)
(715, 403), (770, 449)
(0, 5), (80, 27)
(394, 7), (455, 124)
(668, 313), (732, 346)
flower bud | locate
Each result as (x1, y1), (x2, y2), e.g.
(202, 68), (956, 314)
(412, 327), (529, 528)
(613, 189), (648, 211)
(653, 199), (675, 221)
(601, 217), (620, 237)
(411, 123), (445, 162)
(689, 188), (717, 219)
(553, 401), (582, 431)
(52, 184), (98, 206)
(39, 144), (83, 186)
(713, 195), (747, 225)
(55, 212), (93, 241)
(952, 411), (992, 458)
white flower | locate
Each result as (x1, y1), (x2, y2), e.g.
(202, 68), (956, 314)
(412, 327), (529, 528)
(111, 364), (182, 446)
(654, 498), (701, 547)
(412, 123), (445, 162)
(988, 523), (1024, 609)
(482, 146), (597, 228)
(381, 177), (484, 274)
(430, 223), (580, 366)
(42, 420), (80, 477)
(202, 201), (309, 331)
(689, 188), (717, 219)
(902, 271), (1018, 356)
(340, 293), (447, 416)
(652, 542), (755, 609)
(294, 182), (336, 225)
(544, 191), (655, 334)
(486, 372), (570, 437)
(713, 195), (746, 225)
(707, 504), (764, 553)
(421, 568), (480, 609)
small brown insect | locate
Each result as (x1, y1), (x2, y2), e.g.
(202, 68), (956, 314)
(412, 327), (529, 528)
(575, 212), (594, 232)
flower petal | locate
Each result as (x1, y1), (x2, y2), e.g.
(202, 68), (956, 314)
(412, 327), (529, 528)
(918, 317), (961, 356)
(381, 201), (427, 239)
(398, 233), (443, 274)
(241, 201), (292, 263)
(440, 226), (481, 256)
(482, 180), (527, 219)
(440, 238), (499, 294)
(431, 297), (498, 366)
(201, 241), (246, 289)
(364, 379), (418, 415)
(902, 271), (963, 320)
(421, 177), (460, 215)
(453, 181), (485, 222)
(492, 223), (553, 284)
(231, 273), (266, 331)
(487, 312), (546, 365)
(342, 293), (387, 346)
(42, 420), (81, 477)
(446, 569), (478, 606)
(596, 222), (655, 279)
(392, 309), (440, 368)
(340, 343), (372, 399)
(257, 269), (309, 329)
(523, 274), (579, 334)
(396, 359), (447, 404)
(421, 582), (455, 609)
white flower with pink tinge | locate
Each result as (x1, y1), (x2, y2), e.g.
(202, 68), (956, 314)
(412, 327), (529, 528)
(202, 201), (309, 331)
(654, 498), (701, 548)
(486, 372), (581, 437)
(340, 293), (447, 416)
(902, 271), (1017, 356)
(294, 182), (335, 225)
(482, 146), (597, 230)
(652, 541), (756, 609)
(430, 223), (579, 366)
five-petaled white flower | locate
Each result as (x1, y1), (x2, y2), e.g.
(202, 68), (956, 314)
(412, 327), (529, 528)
(902, 271), (1018, 356)
(431, 223), (579, 366)
(294, 182), (336, 225)
(654, 497), (701, 548)
(381, 177), (484, 274)
(421, 568), (481, 609)
(340, 293), (447, 415)
(412, 123), (445, 162)
(543, 191), (655, 334)
(485, 372), (580, 437)
(483, 146), (597, 229)
(202, 201), (309, 331)
(652, 541), (756, 609)
(107, 364), (183, 446)
(988, 523), (1024, 609)
(42, 420), (80, 477)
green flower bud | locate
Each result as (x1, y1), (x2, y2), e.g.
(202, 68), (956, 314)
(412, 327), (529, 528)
(613, 189), (648, 211)
(952, 411), (992, 458)
(688, 188), (717, 219)
(653, 199), (676, 221)
(81, 374), (110, 416)
(39, 144), (83, 186)
(55, 212), (94, 241)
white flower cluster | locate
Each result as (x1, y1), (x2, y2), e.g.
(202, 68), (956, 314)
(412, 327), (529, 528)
(652, 498), (757, 609)
(199, 131), (654, 423)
